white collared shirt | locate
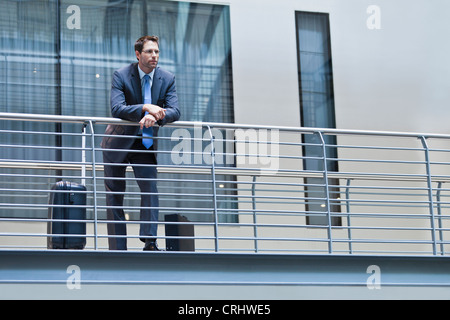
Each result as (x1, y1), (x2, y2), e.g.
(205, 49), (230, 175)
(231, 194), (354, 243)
(137, 66), (155, 99)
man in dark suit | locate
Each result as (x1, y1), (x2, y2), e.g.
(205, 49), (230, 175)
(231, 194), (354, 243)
(101, 35), (180, 251)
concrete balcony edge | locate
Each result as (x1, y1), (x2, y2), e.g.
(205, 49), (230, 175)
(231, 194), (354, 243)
(1, 250), (450, 299)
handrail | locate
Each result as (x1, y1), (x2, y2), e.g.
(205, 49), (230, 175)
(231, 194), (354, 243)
(3, 111), (450, 139)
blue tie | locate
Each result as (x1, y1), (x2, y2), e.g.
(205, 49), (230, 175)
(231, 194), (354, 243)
(142, 74), (153, 149)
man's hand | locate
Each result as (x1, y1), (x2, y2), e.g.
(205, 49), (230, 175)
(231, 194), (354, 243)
(143, 104), (166, 121)
(139, 113), (157, 129)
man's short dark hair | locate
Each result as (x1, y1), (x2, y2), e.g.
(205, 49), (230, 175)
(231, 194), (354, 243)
(135, 35), (159, 53)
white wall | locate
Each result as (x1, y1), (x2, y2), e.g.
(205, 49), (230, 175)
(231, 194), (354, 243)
(197, 0), (450, 134)
(330, 0), (450, 134)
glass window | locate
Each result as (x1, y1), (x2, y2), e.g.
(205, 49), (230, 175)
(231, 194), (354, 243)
(0, 0), (235, 222)
(295, 11), (341, 226)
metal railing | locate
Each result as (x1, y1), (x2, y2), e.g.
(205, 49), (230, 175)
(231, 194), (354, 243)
(2, 112), (450, 255)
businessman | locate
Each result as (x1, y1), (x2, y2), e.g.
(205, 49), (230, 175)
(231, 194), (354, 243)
(101, 36), (180, 251)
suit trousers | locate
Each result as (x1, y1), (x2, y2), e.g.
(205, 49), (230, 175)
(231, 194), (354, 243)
(103, 138), (158, 250)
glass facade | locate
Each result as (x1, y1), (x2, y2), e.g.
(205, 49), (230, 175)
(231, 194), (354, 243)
(1, 0), (233, 121)
(0, 0), (235, 221)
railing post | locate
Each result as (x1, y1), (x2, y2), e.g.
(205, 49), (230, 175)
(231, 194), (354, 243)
(420, 136), (437, 255)
(345, 178), (353, 254)
(206, 125), (219, 252)
(316, 131), (333, 254)
(251, 175), (259, 253)
(81, 123), (87, 186)
(436, 181), (444, 255)
(87, 120), (98, 250)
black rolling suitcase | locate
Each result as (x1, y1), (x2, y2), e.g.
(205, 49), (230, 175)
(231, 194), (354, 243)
(165, 214), (195, 251)
(47, 181), (87, 249)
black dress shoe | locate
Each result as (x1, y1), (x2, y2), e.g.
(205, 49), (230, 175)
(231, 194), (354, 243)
(143, 240), (161, 251)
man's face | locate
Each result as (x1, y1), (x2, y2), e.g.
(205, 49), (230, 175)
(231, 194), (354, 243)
(136, 40), (159, 73)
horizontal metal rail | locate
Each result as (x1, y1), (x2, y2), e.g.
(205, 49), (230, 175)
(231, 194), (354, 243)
(1, 112), (450, 255)
(4, 111), (450, 138)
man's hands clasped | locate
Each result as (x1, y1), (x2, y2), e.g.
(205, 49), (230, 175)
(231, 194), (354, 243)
(140, 104), (166, 129)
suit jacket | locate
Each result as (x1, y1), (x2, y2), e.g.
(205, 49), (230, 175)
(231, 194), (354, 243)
(101, 63), (180, 163)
